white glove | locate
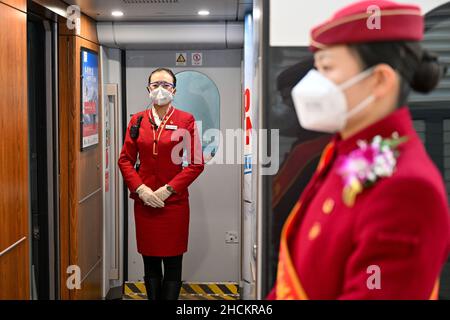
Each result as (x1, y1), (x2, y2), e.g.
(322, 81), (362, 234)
(136, 184), (165, 208)
(153, 185), (173, 202)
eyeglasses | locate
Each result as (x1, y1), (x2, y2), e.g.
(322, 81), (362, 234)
(148, 81), (175, 91)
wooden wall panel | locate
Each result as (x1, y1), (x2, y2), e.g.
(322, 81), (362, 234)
(0, 2), (29, 300)
(0, 0), (26, 12)
(0, 241), (29, 299)
(59, 20), (103, 300)
(58, 34), (74, 300)
(79, 147), (102, 200)
(77, 191), (102, 298)
(77, 261), (102, 300)
(75, 36), (103, 300)
(59, 13), (99, 45)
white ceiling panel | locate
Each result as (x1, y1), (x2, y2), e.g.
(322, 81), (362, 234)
(64, 0), (252, 21)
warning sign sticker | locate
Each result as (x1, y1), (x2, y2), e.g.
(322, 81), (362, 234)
(176, 52), (187, 66)
(192, 52), (203, 66)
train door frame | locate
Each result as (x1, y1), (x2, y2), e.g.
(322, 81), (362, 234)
(27, 8), (59, 300)
(123, 50), (243, 284)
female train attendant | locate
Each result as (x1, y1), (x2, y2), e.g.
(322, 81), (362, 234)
(268, 0), (450, 299)
(118, 68), (204, 300)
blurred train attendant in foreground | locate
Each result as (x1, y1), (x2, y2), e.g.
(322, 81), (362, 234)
(118, 68), (204, 300)
(268, 0), (450, 299)
(271, 57), (331, 271)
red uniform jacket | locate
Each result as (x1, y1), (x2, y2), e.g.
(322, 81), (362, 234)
(268, 107), (450, 299)
(118, 106), (204, 256)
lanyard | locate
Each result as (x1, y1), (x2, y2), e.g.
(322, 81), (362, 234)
(147, 106), (175, 156)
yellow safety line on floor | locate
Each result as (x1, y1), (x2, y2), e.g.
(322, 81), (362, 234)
(134, 282), (146, 293)
(207, 284), (223, 295)
(123, 281), (240, 300)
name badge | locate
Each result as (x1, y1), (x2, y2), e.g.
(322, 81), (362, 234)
(165, 124), (178, 130)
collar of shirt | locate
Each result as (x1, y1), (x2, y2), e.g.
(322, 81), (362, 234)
(333, 106), (417, 156)
(151, 106), (170, 127)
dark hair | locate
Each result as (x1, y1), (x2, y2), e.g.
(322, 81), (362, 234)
(148, 67), (177, 87)
(277, 56), (315, 91)
(349, 41), (445, 106)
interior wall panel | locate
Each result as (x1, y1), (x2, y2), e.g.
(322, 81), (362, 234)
(58, 14), (103, 300)
(0, 1), (30, 300)
(0, 0), (26, 12)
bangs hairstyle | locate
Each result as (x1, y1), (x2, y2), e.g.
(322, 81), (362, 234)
(148, 67), (177, 87)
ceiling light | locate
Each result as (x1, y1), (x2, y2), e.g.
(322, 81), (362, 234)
(198, 10), (210, 16)
(112, 11), (124, 17)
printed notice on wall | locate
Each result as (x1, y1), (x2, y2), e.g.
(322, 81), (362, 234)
(81, 48), (99, 150)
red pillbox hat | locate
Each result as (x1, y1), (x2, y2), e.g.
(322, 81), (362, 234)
(310, 0), (424, 52)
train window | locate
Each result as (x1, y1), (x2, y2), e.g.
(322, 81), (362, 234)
(445, 119), (450, 204)
(413, 120), (427, 144)
(264, 2), (450, 299)
(173, 71), (220, 163)
(408, 2), (450, 299)
(409, 4), (450, 202)
(264, 47), (331, 294)
(410, 4), (450, 105)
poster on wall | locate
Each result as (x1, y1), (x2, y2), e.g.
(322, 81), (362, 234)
(80, 48), (99, 150)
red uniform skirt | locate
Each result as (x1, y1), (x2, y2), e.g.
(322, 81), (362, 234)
(133, 197), (190, 257)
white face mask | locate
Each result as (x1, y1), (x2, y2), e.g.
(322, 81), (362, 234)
(291, 68), (375, 133)
(149, 87), (174, 106)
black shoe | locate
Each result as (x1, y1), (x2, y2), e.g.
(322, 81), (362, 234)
(144, 276), (162, 300)
(162, 280), (182, 300)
